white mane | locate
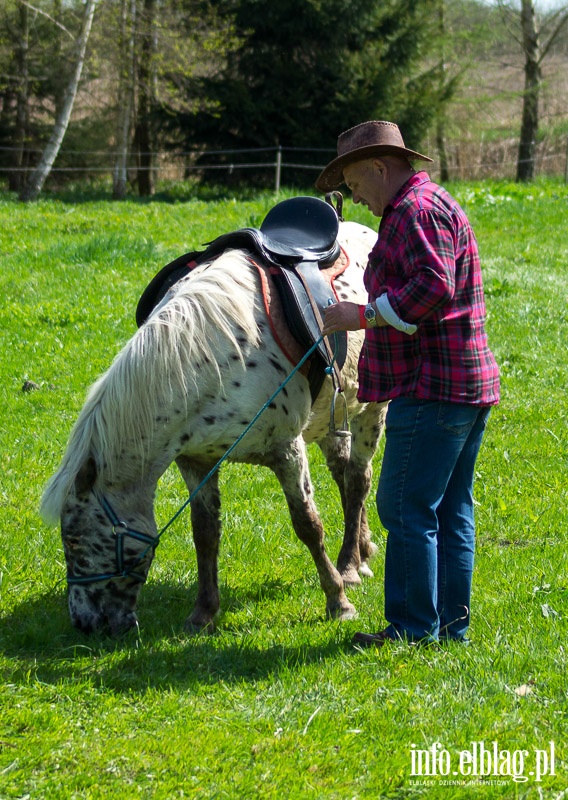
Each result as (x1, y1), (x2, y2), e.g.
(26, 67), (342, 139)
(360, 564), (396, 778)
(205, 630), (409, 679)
(41, 251), (260, 524)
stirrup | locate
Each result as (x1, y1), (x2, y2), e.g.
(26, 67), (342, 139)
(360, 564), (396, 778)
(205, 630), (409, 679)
(329, 387), (350, 438)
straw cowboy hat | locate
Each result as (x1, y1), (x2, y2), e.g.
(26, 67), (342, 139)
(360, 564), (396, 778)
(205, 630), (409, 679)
(316, 120), (433, 192)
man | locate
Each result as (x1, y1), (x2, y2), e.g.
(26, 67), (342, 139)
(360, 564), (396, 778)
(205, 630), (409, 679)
(318, 121), (500, 646)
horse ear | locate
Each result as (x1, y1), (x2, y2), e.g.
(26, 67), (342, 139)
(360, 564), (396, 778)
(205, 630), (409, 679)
(75, 456), (98, 495)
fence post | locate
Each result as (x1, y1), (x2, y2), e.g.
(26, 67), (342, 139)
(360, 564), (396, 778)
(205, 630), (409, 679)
(275, 145), (282, 192)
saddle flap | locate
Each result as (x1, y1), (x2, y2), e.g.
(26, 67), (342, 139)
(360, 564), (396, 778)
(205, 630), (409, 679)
(269, 259), (348, 384)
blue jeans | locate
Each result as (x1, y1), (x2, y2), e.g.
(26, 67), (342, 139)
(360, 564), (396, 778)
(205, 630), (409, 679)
(377, 398), (491, 642)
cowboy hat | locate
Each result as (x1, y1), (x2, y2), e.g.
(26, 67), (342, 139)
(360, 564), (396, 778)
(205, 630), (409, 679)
(315, 120), (433, 192)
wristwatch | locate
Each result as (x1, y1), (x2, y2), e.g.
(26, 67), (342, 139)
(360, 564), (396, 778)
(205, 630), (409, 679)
(364, 302), (378, 328)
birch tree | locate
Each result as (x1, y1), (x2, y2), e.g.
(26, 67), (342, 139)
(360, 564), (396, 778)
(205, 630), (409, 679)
(19, 0), (99, 201)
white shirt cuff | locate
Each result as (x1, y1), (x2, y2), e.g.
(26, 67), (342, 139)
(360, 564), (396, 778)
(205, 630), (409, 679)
(375, 294), (418, 335)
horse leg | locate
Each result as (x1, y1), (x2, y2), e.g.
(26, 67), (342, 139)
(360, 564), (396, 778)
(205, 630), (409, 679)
(354, 402), (389, 568)
(175, 456), (221, 633)
(319, 402), (388, 585)
(318, 431), (363, 586)
(266, 437), (357, 621)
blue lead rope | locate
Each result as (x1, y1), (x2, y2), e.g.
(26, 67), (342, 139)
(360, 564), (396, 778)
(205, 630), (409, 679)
(157, 331), (332, 541)
(71, 324), (342, 585)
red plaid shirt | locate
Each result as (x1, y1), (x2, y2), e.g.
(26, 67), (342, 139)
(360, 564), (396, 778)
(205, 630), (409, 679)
(358, 172), (500, 405)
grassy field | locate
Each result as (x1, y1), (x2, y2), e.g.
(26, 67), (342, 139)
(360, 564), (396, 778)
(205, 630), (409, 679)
(0, 179), (567, 799)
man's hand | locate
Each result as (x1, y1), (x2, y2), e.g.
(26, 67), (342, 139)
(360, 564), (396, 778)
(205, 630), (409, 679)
(322, 301), (362, 335)
(322, 301), (387, 335)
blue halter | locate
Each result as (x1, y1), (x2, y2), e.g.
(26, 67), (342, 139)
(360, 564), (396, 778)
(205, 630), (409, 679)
(66, 494), (157, 586)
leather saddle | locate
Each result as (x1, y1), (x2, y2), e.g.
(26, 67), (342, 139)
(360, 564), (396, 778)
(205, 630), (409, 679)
(135, 196), (348, 401)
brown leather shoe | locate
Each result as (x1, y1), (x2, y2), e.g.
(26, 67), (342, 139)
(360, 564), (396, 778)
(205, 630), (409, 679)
(351, 629), (395, 648)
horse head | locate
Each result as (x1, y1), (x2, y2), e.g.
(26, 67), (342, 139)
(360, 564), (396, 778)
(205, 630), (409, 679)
(56, 457), (157, 636)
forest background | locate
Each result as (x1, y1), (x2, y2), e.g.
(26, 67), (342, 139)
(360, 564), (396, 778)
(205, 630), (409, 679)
(2, 0), (568, 201)
(0, 0), (568, 199)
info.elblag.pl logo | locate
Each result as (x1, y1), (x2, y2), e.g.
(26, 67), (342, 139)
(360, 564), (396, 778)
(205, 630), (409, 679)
(410, 741), (556, 784)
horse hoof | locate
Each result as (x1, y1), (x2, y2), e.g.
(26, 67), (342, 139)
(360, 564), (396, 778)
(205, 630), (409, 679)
(327, 600), (358, 621)
(184, 617), (216, 635)
(338, 603), (358, 621)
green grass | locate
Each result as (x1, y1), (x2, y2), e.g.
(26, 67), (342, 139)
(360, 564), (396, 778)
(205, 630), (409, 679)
(0, 179), (567, 799)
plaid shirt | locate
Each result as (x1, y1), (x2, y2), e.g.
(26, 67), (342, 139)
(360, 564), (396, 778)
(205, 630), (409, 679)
(358, 172), (500, 405)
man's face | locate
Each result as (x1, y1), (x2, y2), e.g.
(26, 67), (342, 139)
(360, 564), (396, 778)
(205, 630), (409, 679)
(343, 158), (388, 217)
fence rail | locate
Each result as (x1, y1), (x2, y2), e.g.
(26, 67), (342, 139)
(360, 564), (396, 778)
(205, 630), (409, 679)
(0, 145), (336, 191)
(2, 141), (568, 188)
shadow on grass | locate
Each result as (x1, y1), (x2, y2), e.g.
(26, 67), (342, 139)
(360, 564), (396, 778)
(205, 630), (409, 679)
(0, 579), (353, 691)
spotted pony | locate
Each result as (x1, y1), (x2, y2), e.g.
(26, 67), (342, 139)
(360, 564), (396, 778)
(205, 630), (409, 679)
(40, 221), (388, 636)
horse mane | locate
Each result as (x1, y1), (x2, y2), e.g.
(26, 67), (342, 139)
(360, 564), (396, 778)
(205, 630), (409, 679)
(40, 251), (260, 525)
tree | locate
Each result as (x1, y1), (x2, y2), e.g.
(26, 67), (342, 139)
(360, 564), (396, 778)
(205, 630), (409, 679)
(495, 0), (568, 182)
(0, 0), (101, 193)
(132, 0), (157, 196)
(113, 0), (137, 199)
(518, 0), (568, 180)
(108, 0), (237, 197)
(170, 0), (443, 186)
(13, 1), (30, 192)
(433, 0), (466, 181)
(517, 0), (543, 180)
(0, 0), (32, 192)
(19, 0), (99, 201)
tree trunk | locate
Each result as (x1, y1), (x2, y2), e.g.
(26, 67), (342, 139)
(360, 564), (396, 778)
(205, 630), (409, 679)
(436, 0), (450, 182)
(19, 0), (99, 202)
(516, 0), (541, 183)
(11, 2), (30, 193)
(133, 0), (157, 197)
(51, 0), (65, 117)
(436, 119), (450, 183)
(113, 0), (137, 199)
